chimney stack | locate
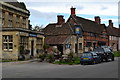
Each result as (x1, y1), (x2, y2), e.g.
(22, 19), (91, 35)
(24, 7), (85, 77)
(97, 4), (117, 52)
(94, 16), (101, 24)
(71, 7), (76, 15)
(57, 15), (65, 25)
(109, 20), (113, 27)
(118, 24), (120, 36)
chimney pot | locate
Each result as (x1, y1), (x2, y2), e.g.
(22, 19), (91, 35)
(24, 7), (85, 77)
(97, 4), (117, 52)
(57, 15), (65, 24)
(71, 7), (76, 15)
(95, 16), (101, 24)
(109, 20), (113, 27)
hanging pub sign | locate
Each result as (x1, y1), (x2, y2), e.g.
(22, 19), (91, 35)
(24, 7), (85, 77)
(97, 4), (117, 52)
(74, 25), (81, 34)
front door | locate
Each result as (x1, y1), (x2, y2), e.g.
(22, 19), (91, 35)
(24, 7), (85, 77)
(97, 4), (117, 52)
(93, 43), (96, 49)
(31, 40), (34, 57)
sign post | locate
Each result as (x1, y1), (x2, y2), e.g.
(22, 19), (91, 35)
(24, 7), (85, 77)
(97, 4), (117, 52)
(75, 25), (81, 57)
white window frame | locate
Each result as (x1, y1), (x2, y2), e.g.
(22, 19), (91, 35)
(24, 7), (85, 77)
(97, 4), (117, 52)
(3, 35), (13, 51)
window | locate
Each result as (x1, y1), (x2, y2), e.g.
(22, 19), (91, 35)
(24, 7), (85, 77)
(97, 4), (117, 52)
(65, 44), (71, 49)
(82, 53), (92, 57)
(88, 33), (91, 36)
(79, 43), (82, 50)
(22, 18), (26, 28)
(8, 14), (13, 27)
(86, 42), (92, 47)
(2, 12), (5, 26)
(16, 16), (20, 27)
(3, 35), (13, 51)
(36, 38), (43, 49)
(20, 36), (28, 49)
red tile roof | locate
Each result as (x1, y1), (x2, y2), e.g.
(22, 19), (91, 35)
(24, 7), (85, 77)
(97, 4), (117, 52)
(43, 23), (74, 36)
(45, 35), (70, 44)
(107, 26), (119, 36)
(69, 15), (106, 34)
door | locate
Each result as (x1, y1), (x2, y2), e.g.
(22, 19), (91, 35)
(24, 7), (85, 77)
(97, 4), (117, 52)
(75, 44), (77, 53)
(31, 40), (34, 57)
(93, 43), (96, 49)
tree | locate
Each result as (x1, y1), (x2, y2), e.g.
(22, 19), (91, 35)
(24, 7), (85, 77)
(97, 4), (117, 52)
(33, 25), (44, 32)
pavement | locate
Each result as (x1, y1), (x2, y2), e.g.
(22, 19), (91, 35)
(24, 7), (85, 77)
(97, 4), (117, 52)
(2, 57), (119, 78)
(1, 58), (40, 65)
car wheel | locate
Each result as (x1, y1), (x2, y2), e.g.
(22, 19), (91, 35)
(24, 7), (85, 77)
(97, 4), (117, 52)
(81, 63), (84, 65)
(92, 61), (96, 65)
(112, 57), (114, 61)
(105, 58), (109, 62)
(98, 59), (101, 63)
(101, 59), (103, 62)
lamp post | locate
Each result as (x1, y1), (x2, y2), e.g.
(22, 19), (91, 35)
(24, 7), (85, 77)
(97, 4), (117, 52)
(74, 25), (81, 57)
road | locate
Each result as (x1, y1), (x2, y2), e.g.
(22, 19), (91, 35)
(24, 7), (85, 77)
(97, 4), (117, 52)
(2, 57), (119, 78)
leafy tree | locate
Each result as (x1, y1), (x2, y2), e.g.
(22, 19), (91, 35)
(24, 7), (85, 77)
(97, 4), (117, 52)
(33, 25), (44, 32)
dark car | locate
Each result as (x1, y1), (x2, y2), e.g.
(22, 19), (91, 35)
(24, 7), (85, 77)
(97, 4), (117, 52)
(93, 47), (114, 62)
(80, 51), (101, 65)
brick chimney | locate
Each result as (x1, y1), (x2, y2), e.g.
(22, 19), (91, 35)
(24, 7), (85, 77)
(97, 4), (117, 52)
(109, 20), (113, 27)
(57, 15), (65, 25)
(94, 16), (101, 24)
(71, 7), (76, 15)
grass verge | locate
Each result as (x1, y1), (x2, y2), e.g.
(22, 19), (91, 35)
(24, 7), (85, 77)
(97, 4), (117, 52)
(114, 51), (120, 57)
(53, 57), (80, 65)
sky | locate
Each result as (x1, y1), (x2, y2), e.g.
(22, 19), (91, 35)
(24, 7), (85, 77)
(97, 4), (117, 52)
(17, 0), (120, 28)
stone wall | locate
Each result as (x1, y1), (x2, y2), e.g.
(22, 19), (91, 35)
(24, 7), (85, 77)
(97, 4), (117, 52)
(1, 31), (20, 60)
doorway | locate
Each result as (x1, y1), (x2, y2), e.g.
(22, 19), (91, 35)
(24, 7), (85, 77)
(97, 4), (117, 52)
(93, 43), (96, 49)
(31, 40), (34, 57)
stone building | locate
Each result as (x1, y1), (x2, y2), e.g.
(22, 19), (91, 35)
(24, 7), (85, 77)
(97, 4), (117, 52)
(107, 20), (119, 51)
(0, 1), (44, 60)
(43, 7), (108, 55)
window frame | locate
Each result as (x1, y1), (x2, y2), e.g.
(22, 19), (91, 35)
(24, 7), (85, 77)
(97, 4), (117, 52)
(3, 35), (13, 51)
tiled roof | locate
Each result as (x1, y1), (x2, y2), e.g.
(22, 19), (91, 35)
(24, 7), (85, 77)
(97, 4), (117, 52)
(43, 15), (106, 36)
(70, 15), (106, 34)
(43, 23), (74, 36)
(45, 35), (70, 44)
(107, 26), (119, 36)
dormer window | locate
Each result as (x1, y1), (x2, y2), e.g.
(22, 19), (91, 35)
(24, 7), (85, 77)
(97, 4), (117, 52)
(56, 25), (62, 27)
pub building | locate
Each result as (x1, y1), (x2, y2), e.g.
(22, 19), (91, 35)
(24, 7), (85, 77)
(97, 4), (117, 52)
(43, 7), (108, 55)
(0, 1), (44, 60)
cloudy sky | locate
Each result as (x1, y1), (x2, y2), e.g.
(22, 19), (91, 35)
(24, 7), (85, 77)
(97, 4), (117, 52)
(18, 0), (119, 28)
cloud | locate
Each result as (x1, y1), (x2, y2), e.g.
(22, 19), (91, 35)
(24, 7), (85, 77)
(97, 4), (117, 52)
(18, 0), (119, 3)
(29, 9), (57, 21)
(19, 0), (119, 27)
(101, 6), (108, 10)
(26, 2), (118, 16)
(76, 6), (84, 10)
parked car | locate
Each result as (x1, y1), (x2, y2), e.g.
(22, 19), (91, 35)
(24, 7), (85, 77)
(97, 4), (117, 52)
(80, 51), (101, 65)
(101, 46), (113, 52)
(93, 46), (114, 62)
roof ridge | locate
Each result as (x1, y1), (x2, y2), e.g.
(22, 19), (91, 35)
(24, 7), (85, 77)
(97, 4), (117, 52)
(76, 16), (98, 24)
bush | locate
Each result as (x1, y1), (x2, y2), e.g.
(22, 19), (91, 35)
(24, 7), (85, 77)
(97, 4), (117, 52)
(38, 54), (46, 61)
(114, 51), (120, 57)
(46, 54), (55, 63)
(53, 56), (80, 65)
(43, 44), (50, 50)
(73, 57), (80, 64)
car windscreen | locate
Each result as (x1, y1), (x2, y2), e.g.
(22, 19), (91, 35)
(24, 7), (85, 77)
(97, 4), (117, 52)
(94, 48), (104, 52)
(81, 53), (92, 57)
(103, 48), (111, 52)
